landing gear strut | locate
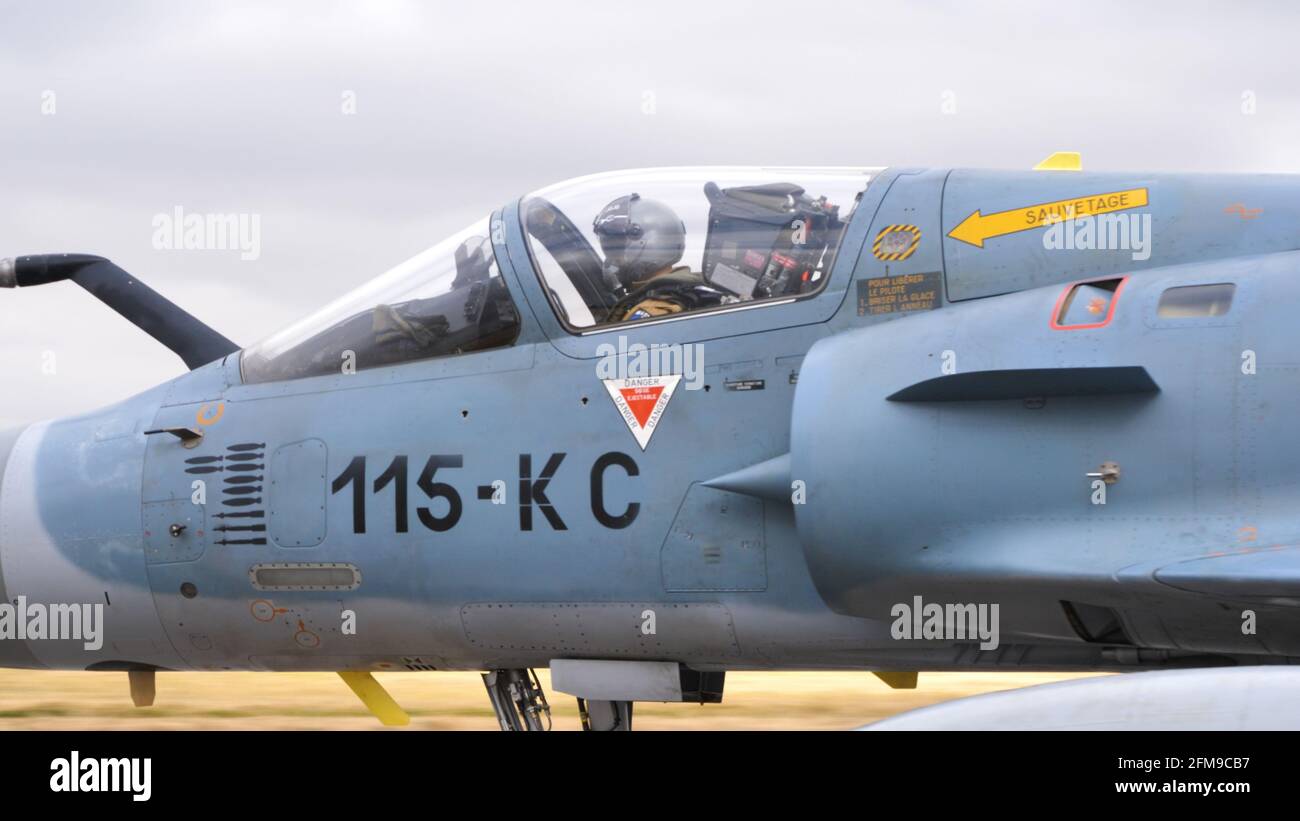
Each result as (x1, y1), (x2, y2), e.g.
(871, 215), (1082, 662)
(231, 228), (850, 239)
(577, 698), (633, 731)
(481, 668), (637, 731)
(481, 669), (552, 731)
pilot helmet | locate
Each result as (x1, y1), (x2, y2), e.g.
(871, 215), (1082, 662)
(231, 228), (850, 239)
(592, 193), (686, 288)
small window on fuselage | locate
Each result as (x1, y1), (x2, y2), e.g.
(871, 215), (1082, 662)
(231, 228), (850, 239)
(1157, 283), (1236, 318)
(1053, 278), (1124, 329)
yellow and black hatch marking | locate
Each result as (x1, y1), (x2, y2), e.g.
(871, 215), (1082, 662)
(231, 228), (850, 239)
(872, 224), (922, 261)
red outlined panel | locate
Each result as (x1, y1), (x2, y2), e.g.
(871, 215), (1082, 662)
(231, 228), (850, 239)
(1050, 275), (1129, 330)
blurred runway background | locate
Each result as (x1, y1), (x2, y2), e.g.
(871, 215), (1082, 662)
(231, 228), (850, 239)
(0, 670), (1099, 730)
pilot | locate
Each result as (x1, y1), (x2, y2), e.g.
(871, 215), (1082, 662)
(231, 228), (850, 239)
(593, 193), (720, 323)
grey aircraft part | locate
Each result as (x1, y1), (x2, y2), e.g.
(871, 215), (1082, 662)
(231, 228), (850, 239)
(0, 254), (239, 369)
(864, 666), (1300, 730)
(6, 159), (1300, 729)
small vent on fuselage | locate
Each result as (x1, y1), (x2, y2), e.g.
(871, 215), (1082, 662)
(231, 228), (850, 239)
(1061, 600), (1134, 645)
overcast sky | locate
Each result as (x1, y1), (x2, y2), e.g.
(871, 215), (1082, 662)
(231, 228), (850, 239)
(2, 0), (1296, 424)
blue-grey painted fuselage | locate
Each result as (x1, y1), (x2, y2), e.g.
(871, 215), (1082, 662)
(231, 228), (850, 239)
(3, 162), (1297, 726)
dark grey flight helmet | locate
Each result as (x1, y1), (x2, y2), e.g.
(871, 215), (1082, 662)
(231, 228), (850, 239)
(592, 193), (686, 288)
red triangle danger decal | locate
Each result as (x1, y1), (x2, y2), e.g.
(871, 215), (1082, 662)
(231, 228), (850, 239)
(603, 375), (682, 450)
(619, 385), (664, 428)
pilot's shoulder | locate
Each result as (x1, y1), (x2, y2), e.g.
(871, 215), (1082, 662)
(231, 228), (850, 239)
(623, 297), (685, 321)
(657, 265), (702, 285)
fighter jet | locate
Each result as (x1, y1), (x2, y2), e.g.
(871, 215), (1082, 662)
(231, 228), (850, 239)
(1, 154), (1295, 730)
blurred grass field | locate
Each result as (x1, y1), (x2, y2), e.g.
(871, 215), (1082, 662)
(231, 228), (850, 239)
(0, 669), (1100, 730)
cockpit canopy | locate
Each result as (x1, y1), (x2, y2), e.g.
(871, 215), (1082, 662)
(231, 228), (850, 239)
(522, 167), (876, 328)
(239, 167), (878, 384)
(241, 217), (519, 384)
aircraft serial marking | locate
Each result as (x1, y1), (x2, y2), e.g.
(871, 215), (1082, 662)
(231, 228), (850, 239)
(328, 452), (640, 534)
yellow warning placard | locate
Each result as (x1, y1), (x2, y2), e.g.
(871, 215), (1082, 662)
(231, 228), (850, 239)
(947, 188), (1149, 248)
(858, 271), (941, 316)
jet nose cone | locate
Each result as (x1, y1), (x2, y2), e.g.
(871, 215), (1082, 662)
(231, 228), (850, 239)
(0, 424), (41, 668)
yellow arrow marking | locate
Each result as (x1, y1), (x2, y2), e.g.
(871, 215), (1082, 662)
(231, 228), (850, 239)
(947, 187), (1149, 248)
